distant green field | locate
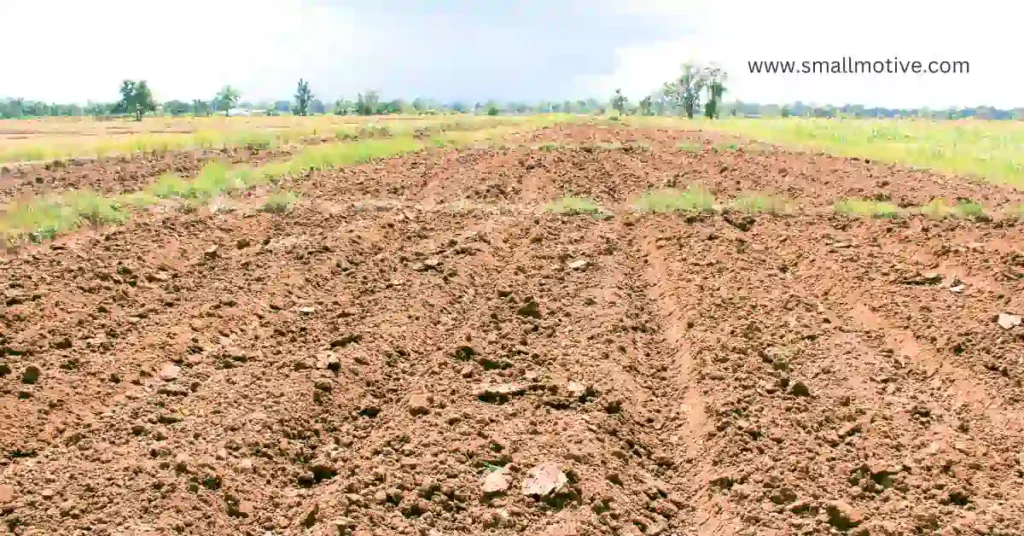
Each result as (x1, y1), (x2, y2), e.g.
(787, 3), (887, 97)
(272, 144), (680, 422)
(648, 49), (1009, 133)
(632, 117), (1024, 188)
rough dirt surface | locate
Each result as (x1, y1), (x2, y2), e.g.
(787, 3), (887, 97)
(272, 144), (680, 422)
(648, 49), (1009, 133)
(2, 124), (1024, 535)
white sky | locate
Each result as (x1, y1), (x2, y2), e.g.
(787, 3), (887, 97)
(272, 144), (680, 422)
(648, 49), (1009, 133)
(1, 0), (1019, 108)
(592, 0), (1022, 109)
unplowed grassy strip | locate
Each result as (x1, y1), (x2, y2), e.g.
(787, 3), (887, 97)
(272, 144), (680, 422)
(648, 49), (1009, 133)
(0, 138), (423, 245)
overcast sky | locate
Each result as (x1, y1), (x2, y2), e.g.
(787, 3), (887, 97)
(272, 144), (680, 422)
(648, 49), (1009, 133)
(1, 0), (1018, 108)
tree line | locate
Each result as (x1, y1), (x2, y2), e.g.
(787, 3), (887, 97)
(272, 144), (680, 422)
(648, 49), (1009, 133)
(2, 74), (1023, 121)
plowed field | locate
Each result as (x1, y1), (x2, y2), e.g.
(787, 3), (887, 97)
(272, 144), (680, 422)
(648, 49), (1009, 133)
(2, 124), (1024, 535)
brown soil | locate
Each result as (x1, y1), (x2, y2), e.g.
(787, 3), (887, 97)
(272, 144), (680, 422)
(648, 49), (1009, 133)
(2, 124), (1024, 536)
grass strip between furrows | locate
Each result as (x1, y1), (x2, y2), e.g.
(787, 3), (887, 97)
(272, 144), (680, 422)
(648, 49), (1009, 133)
(834, 198), (902, 219)
(917, 198), (988, 220)
(0, 114), (580, 165)
(543, 196), (609, 217)
(0, 137), (425, 245)
(633, 185), (717, 213)
(732, 193), (793, 215)
(626, 116), (1024, 189)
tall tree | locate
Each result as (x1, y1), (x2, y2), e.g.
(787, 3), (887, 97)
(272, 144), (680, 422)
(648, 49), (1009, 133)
(611, 89), (628, 115)
(293, 78), (314, 116)
(116, 80), (156, 121)
(215, 86), (241, 116)
(703, 66), (727, 119)
(679, 63), (707, 119)
(638, 96), (653, 116)
(356, 90), (380, 115)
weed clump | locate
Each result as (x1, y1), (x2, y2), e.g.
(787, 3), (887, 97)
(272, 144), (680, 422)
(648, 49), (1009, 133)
(834, 198), (902, 219)
(918, 198), (988, 220)
(634, 185), (717, 213)
(733, 193), (792, 215)
(544, 196), (607, 217)
(261, 191), (299, 214)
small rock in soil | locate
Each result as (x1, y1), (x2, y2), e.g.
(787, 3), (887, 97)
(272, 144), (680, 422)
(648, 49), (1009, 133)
(477, 383), (526, 404)
(21, 365), (41, 384)
(301, 502), (320, 528)
(567, 259), (589, 271)
(790, 381), (811, 397)
(901, 271), (942, 285)
(481, 467), (512, 496)
(236, 238), (251, 249)
(416, 258), (442, 271)
(0, 484), (14, 503)
(158, 362), (181, 381)
(310, 458), (337, 482)
(826, 500), (864, 530)
(235, 501), (256, 518)
(204, 245), (219, 259)
(316, 352), (340, 371)
(522, 462), (568, 497)
(516, 299), (542, 319)
(0, 362), (11, 377)
(408, 393), (432, 416)
(997, 313), (1021, 330)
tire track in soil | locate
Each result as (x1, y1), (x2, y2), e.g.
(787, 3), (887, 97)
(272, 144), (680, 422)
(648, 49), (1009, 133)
(639, 213), (1024, 535)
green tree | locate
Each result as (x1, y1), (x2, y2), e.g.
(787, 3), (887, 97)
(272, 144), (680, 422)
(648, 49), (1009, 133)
(611, 89), (628, 115)
(703, 66), (727, 119)
(192, 99), (212, 116)
(163, 100), (191, 116)
(116, 80), (156, 121)
(679, 63), (707, 119)
(356, 90), (380, 115)
(638, 96), (653, 116)
(333, 99), (355, 115)
(293, 78), (314, 116)
(215, 86), (241, 116)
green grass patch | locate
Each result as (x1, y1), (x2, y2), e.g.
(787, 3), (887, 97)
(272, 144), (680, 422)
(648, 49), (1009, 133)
(261, 191), (300, 214)
(952, 199), (986, 219)
(918, 198), (955, 219)
(918, 198), (988, 220)
(686, 117), (1024, 189)
(0, 191), (130, 244)
(834, 198), (902, 219)
(1, 137), (434, 245)
(291, 137), (423, 172)
(678, 142), (702, 153)
(733, 193), (793, 215)
(714, 142), (740, 152)
(544, 196), (607, 217)
(634, 185), (717, 213)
